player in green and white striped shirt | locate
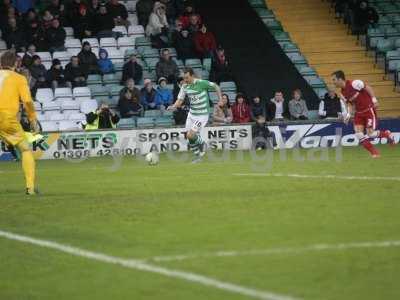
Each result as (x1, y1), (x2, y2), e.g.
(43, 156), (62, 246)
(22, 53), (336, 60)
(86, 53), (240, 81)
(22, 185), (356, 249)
(168, 67), (223, 163)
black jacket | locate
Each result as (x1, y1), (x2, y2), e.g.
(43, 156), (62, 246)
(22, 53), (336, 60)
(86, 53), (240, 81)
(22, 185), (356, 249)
(266, 99), (290, 121)
(46, 66), (66, 84)
(65, 63), (86, 81)
(73, 14), (95, 39)
(106, 2), (128, 20)
(121, 61), (143, 84)
(118, 97), (143, 118)
(175, 33), (197, 61)
(93, 12), (115, 33)
(46, 26), (66, 48)
(136, 0), (155, 26)
(78, 49), (99, 75)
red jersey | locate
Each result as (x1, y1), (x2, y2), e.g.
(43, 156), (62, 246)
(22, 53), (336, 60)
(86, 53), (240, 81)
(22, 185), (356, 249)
(341, 80), (373, 113)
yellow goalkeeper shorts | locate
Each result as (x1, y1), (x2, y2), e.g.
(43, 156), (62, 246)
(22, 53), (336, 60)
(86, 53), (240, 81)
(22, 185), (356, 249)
(0, 111), (25, 146)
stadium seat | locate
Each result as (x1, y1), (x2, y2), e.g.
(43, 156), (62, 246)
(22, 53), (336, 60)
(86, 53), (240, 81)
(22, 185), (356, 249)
(103, 74), (120, 85)
(145, 57), (158, 70)
(34, 101), (42, 112)
(135, 36), (151, 47)
(49, 112), (66, 121)
(40, 121), (59, 132)
(67, 48), (81, 57)
(273, 31), (291, 42)
(107, 48), (124, 63)
(100, 37), (117, 49)
(297, 65), (317, 76)
(185, 58), (202, 69)
(209, 92), (219, 103)
(128, 14), (138, 26)
(36, 52), (52, 62)
(59, 120), (82, 131)
(108, 85), (124, 97)
(128, 25), (145, 37)
(113, 26), (128, 36)
(63, 27), (74, 37)
(155, 116), (173, 127)
(114, 61), (124, 72)
(305, 76), (326, 89)
(68, 112), (86, 121)
(42, 102), (61, 113)
(203, 58), (212, 71)
(220, 81), (237, 92)
(73, 87), (91, 98)
(286, 52), (307, 65)
(37, 113), (47, 122)
(80, 99), (98, 114)
(87, 74), (103, 85)
(65, 38), (82, 49)
(61, 100), (80, 112)
(90, 85), (110, 98)
(137, 117), (155, 128)
(36, 88), (54, 103)
(55, 87), (73, 99)
(82, 38), (99, 48)
(0, 40), (7, 50)
(117, 36), (135, 50)
(144, 110), (161, 117)
(125, 1), (136, 13)
(142, 47), (160, 58)
(118, 118), (136, 128)
(53, 51), (71, 63)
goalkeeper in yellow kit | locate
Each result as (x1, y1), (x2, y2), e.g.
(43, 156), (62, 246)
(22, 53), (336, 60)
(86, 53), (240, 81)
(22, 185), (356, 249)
(0, 51), (40, 195)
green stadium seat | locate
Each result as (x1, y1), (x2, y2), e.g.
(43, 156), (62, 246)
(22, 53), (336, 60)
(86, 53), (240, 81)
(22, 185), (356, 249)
(114, 62), (124, 72)
(286, 52), (307, 65)
(202, 58), (212, 71)
(118, 118), (136, 128)
(142, 70), (157, 81)
(87, 74), (103, 85)
(143, 48), (160, 58)
(145, 57), (159, 71)
(107, 84), (124, 97)
(90, 85), (109, 97)
(155, 116), (174, 127)
(144, 110), (162, 117)
(185, 58), (202, 69)
(220, 81), (237, 92)
(308, 110), (319, 120)
(248, 0), (266, 8)
(135, 36), (152, 47)
(137, 117), (155, 128)
(314, 88), (328, 99)
(273, 31), (291, 42)
(297, 66), (317, 76)
(103, 73), (120, 85)
(262, 19), (283, 31)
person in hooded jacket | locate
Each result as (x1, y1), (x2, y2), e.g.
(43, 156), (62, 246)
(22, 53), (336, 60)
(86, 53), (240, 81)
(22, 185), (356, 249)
(46, 58), (67, 89)
(98, 48), (114, 74)
(78, 41), (100, 75)
(155, 77), (173, 108)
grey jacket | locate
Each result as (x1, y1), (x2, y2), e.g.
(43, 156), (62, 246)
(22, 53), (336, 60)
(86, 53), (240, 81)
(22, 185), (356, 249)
(289, 98), (309, 119)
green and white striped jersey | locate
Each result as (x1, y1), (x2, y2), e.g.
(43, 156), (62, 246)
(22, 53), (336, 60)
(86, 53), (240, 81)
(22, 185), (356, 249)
(178, 79), (217, 116)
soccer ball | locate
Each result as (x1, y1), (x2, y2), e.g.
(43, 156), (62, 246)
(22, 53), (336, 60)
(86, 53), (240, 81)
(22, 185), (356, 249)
(145, 152), (159, 165)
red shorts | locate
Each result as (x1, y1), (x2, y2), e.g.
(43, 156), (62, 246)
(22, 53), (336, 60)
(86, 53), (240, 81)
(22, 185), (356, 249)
(354, 108), (378, 130)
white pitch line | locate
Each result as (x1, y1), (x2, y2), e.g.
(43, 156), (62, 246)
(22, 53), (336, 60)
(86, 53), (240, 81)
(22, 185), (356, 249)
(146, 240), (400, 263)
(233, 173), (400, 182)
(0, 230), (298, 300)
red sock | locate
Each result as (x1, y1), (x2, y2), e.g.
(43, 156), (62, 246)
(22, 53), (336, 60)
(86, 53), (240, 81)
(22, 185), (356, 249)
(378, 130), (390, 139)
(360, 138), (379, 155)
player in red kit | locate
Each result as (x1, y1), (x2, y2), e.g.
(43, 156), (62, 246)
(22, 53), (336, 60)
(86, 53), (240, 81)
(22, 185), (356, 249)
(331, 70), (395, 158)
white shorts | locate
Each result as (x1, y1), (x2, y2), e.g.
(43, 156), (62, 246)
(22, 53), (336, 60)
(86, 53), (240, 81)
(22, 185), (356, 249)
(185, 113), (209, 133)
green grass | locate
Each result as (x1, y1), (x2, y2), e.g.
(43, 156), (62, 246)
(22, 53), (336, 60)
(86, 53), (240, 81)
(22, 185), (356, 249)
(0, 146), (400, 300)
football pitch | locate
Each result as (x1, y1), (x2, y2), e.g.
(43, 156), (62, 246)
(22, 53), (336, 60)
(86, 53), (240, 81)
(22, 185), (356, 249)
(0, 146), (399, 300)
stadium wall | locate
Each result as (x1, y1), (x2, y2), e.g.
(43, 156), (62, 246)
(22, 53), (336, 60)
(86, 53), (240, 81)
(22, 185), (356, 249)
(1, 119), (399, 161)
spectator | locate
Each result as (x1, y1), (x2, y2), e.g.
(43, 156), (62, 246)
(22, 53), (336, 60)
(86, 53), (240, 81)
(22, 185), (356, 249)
(319, 86), (347, 119)
(121, 53), (143, 84)
(159, 0), (177, 24)
(4, 18), (26, 51)
(46, 0), (66, 24)
(171, 19), (183, 46)
(98, 48), (114, 74)
(46, 58), (67, 89)
(12, 0), (34, 14)
(194, 24), (217, 59)
(67, 0), (83, 24)
(119, 78), (141, 100)
(136, 0), (155, 27)
(73, 4), (94, 39)
(173, 76), (189, 125)
(107, 0), (129, 26)
(25, 20), (47, 51)
(65, 56), (87, 87)
(187, 13), (201, 33)
(78, 41), (100, 75)
(46, 18), (66, 52)
(354, 1), (379, 34)
(289, 89), (309, 120)
(210, 47), (233, 84)
(155, 77), (173, 108)
(42, 10), (55, 30)
(250, 95), (266, 122)
(252, 117), (273, 150)
(175, 29), (197, 61)
(178, 3), (197, 28)
(94, 4), (117, 38)
(140, 78), (159, 110)
(118, 89), (144, 118)
(156, 48), (179, 83)
(21, 44), (36, 68)
(86, 103), (120, 129)
(213, 93), (233, 125)
(29, 55), (48, 89)
(146, 1), (169, 48)
(23, 9), (39, 28)
(232, 93), (251, 124)
(266, 91), (289, 121)
(88, 0), (100, 15)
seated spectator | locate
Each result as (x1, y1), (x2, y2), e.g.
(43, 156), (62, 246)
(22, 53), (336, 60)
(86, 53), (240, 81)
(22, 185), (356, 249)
(78, 41), (100, 75)
(136, 0), (155, 27)
(73, 4), (94, 39)
(4, 18), (26, 51)
(289, 89), (309, 120)
(121, 53), (143, 84)
(88, 0), (100, 15)
(42, 10), (55, 30)
(86, 103), (120, 129)
(252, 116), (273, 150)
(29, 55), (48, 89)
(119, 89), (144, 118)
(119, 78), (141, 100)
(232, 93), (251, 124)
(319, 86), (346, 119)
(67, 0), (84, 25)
(159, 0), (177, 24)
(140, 78), (159, 110)
(155, 77), (173, 108)
(178, 3), (197, 28)
(210, 47), (233, 84)
(46, 18), (66, 52)
(266, 91), (289, 121)
(46, 58), (67, 89)
(194, 25), (217, 60)
(175, 29), (197, 62)
(22, 44), (36, 68)
(156, 48), (179, 83)
(213, 93), (233, 125)
(65, 56), (87, 87)
(94, 4), (118, 38)
(97, 49), (114, 75)
(146, 1), (169, 48)
(171, 19), (183, 46)
(107, 0), (129, 26)
(187, 13), (201, 33)
(354, 1), (379, 34)
(250, 95), (266, 122)
(46, 0), (66, 24)
(14, 0), (34, 14)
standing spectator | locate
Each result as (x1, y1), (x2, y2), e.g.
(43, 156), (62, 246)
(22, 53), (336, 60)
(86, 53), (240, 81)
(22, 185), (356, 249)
(78, 41), (100, 75)
(107, 0), (129, 26)
(21, 44), (36, 68)
(136, 0), (155, 27)
(12, 0), (34, 14)
(98, 49), (114, 74)
(319, 86), (347, 119)
(119, 78), (141, 100)
(73, 4), (94, 39)
(354, 1), (379, 34)
(250, 95), (266, 122)
(194, 24), (217, 60)
(94, 4), (117, 38)
(289, 89), (309, 120)
(213, 93), (233, 125)
(29, 55), (48, 89)
(156, 48), (179, 83)
(146, 1), (169, 48)
(121, 53), (143, 84)
(46, 58), (67, 89)
(86, 103), (120, 129)
(266, 91), (289, 121)
(232, 93), (251, 124)
(175, 29), (196, 61)
(4, 18), (26, 51)
(155, 77), (173, 108)
(46, 18), (66, 52)
(140, 78), (159, 110)
(210, 47), (233, 84)
(65, 56), (87, 87)
(118, 89), (144, 118)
